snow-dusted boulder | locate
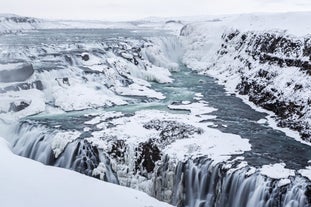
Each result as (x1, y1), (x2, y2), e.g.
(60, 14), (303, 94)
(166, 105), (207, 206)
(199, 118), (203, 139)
(0, 63), (34, 83)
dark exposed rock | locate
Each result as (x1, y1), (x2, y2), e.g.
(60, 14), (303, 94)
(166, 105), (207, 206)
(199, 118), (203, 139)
(180, 24), (194, 36)
(135, 139), (161, 173)
(220, 30), (311, 140)
(237, 79), (303, 120)
(0, 80), (43, 93)
(62, 77), (70, 86)
(305, 185), (311, 204)
(226, 30), (240, 41)
(9, 101), (30, 112)
(144, 119), (203, 146)
(5, 16), (38, 24)
(81, 53), (90, 61)
(71, 140), (100, 177)
(133, 57), (139, 65)
(0, 63), (34, 83)
(165, 20), (183, 24)
(55, 77), (70, 86)
(108, 139), (126, 162)
(64, 55), (73, 65)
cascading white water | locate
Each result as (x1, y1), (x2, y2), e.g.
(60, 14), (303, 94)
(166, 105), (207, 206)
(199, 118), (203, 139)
(11, 121), (119, 184)
(163, 158), (310, 207)
(8, 106), (311, 207)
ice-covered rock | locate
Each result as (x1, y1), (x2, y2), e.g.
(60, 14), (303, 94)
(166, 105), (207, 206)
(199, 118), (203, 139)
(0, 63), (34, 83)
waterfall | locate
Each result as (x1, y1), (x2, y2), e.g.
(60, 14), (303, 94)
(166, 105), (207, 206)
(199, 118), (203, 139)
(8, 114), (311, 207)
(158, 158), (310, 207)
(11, 121), (119, 184)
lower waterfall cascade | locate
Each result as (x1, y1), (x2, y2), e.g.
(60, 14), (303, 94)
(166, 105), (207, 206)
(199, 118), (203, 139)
(10, 121), (311, 207)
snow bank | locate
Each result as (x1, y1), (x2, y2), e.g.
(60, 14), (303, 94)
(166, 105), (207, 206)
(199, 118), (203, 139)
(0, 15), (40, 34)
(0, 136), (172, 207)
(89, 108), (251, 164)
(51, 131), (81, 158)
(0, 14), (150, 34)
(260, 163), (295, 179)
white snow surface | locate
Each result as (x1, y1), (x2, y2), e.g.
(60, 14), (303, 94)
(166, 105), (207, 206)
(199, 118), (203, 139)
(260, 163), (295, 179)
(298, 164), (311, 180)
(51, 131), (81, 158)
(168, 100), (217, 116)
(89, 109), (251, 163)
(0, 15), (39, 34)
(0, 63), (25, 71)
(0, 89), (46, 122)
(0, 137), (172, 207)
(0, 32), (178, 120)
(0, 14), (139, 34)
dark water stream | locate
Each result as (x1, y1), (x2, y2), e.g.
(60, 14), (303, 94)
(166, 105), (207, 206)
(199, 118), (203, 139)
(156, 66), (311, 170)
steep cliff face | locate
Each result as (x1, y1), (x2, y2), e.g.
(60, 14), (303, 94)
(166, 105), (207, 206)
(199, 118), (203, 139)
(181, 14), (311, 142)
(213, 30), (311, 140)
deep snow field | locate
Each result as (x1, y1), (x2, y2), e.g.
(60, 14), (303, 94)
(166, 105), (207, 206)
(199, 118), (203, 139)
(2, 12), (311, 207)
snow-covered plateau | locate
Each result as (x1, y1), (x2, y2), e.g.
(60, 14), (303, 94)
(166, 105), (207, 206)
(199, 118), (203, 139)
(2, 12), (311, 207)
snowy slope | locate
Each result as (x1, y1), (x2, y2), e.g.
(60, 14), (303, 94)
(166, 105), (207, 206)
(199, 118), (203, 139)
(0, 14), (40, 34)
(0, 136), (172, 207)
(0, 14), (136, 33)
(181, 12), (311, 141)
(0, 14), (174, 34)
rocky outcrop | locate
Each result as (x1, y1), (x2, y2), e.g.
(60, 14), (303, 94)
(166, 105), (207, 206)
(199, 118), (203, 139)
(0, 15), (40, 35)
(197, 30), (311, 141)
(71, 140), (101, 177)
(135, 140), (161, 173)
(0, 63), (34, 83)
(143, 119), (203, 146)
(3, 16), (38, 24)
(9, 101), (30, 112)
(0, 80), (43, 93)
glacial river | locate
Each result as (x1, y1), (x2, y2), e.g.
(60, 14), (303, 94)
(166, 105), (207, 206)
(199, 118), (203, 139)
(4, 28), (310, 170)
(2, 28), (311, 207)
